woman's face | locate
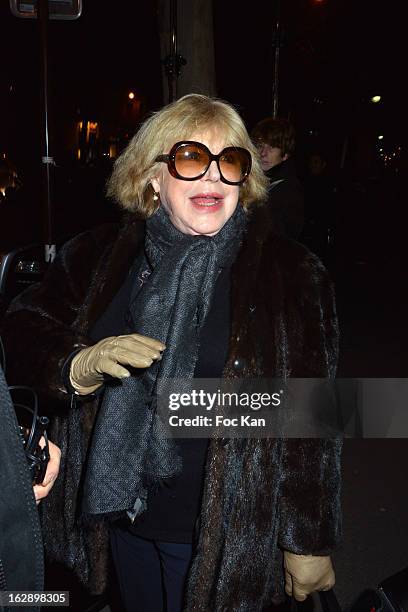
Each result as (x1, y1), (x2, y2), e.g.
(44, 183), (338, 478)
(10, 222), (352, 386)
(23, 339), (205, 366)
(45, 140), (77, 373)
(151, 131), (240, 236)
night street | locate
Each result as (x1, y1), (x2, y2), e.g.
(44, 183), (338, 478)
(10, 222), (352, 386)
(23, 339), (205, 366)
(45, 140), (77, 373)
(1, 0), (407, 610)
(336, 439), (408, 609)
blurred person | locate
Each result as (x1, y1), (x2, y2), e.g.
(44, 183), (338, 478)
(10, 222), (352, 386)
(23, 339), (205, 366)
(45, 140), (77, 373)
(0, 363), (60, 612)
(0, 156), (41, 252)
(251, 117), (305, 239)
(301, 150), (336, 265)
(1, 95), (341, 612)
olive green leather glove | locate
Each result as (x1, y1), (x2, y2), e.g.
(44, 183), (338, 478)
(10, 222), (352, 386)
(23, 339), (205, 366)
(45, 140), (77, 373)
(69, 333), (165, 395)
(284, 551), (335, 602)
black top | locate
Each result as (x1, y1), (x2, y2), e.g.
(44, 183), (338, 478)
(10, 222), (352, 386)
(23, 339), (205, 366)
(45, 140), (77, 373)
(90, 259), (231, 543)
(0, 365), (45, 602)
(265, 158), (305, 240)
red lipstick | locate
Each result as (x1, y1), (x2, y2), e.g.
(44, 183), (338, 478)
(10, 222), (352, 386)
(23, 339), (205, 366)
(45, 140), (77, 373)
(190, 192), (224, 212)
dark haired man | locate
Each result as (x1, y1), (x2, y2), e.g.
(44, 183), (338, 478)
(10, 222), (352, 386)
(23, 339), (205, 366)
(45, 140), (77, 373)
(251, 117), (304, 240)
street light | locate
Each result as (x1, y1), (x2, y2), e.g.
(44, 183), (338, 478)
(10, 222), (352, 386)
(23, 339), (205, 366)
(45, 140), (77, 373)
(128, 91), (135, 100)
(371, 95), (381, 103)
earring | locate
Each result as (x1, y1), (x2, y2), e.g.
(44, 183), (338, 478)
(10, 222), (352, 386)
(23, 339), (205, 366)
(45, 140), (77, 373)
(153, 191), (159, 202)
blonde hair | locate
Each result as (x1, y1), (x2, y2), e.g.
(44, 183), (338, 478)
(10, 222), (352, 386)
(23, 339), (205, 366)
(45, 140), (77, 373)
(107, 94), (268, 216)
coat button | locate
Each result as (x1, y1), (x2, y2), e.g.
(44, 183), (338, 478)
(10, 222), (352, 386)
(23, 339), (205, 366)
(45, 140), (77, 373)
(233, 357), (246, 372)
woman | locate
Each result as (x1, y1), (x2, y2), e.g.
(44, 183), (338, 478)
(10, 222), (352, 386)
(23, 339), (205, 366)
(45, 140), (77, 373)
(0, 94), (341, 612)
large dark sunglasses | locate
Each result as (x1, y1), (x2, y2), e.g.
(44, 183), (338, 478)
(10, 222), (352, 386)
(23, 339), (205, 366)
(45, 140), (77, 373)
(155, 141), (252, 185)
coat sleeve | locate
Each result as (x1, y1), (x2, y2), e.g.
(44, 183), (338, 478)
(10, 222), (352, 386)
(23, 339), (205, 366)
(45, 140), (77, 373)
(0, 225), (115, 412)
(278, 252), (342, 555)
(278, 436), (342, 555)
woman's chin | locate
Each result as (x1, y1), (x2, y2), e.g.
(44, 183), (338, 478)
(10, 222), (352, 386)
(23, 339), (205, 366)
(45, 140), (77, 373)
(180, 219), (225, 237)
(169, 211), (229, 237)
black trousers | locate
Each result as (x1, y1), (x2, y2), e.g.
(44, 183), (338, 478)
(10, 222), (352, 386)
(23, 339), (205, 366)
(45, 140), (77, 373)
(110, 526), (193, 612)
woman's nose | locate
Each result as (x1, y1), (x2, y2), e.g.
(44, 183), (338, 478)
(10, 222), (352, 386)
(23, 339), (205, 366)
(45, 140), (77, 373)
(202, 159), (221, 181)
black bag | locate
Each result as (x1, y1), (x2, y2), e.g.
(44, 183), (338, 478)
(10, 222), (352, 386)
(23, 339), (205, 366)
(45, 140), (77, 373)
(349, 566), (408, 612)
(290, 590), (342, 612)
(284, 567), (408, 612)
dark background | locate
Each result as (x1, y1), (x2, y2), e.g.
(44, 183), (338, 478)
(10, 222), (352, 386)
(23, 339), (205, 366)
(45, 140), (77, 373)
(0, 0), (406, 247)
(1, 2), (407, 610)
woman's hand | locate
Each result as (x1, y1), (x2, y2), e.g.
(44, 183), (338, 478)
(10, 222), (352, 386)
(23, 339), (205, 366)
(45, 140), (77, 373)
(69, 333), (166, 395)
(33, 439), (61, 505)
(283, 551), (335, 602)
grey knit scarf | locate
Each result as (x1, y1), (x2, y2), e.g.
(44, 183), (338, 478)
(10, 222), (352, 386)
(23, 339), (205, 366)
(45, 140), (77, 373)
(82, 204), (246, 517)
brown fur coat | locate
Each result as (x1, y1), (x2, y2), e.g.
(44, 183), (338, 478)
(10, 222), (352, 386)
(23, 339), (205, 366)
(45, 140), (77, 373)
(1, 206), (341, 611)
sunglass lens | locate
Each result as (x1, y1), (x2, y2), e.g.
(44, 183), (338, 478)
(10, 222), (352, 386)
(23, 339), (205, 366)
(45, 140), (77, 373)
(219, 148), (251, 183)
(174, 144), (209, 179)
(171, 143), (251, 184)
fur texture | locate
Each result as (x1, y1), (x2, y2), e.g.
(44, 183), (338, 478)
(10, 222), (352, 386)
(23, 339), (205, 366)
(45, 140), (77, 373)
(1, 206), (341, 610)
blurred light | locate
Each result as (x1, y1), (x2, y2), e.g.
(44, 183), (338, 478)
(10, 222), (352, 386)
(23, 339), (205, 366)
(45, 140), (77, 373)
(86, 121), (98, 143)
(379, 148), (383, 152)
(77, 148), (81, 160)
(128, 92), (135, 100)
(378, 135), (384, 140)
(371, 95), (381, 103)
